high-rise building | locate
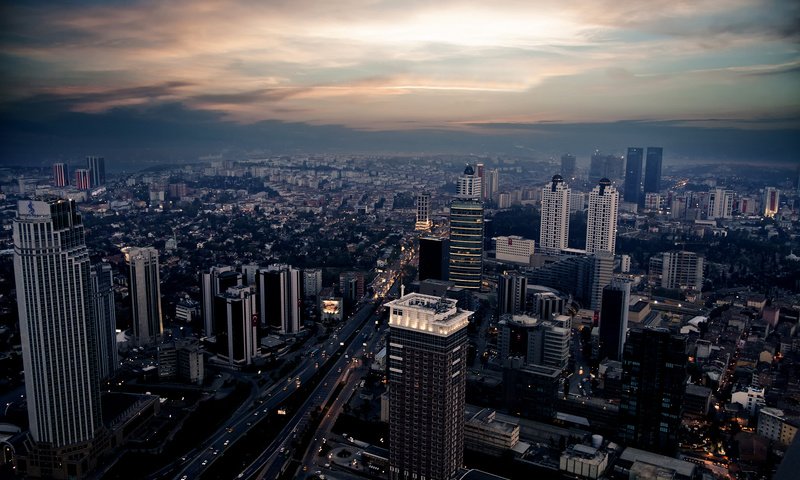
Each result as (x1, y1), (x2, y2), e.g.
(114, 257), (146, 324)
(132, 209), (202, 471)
(599, 279), (630, 361)
(528, 252), (613, 311)
(418, 236), (448, 281)
(75, 168), (91, 190)
(387, 293), (470, 480)
(763, 187), (780, 218)
(484, 168), (499, 201)
(540, 174), (571, 253)
(86, 155), (106, 186)
(623, 147), (643, 204)
(457, 164), (482, 200)
(339, 271), (365, 301)
(13, 199), (104, 478)
(213, 286), (258, 365)
(257, 265), (302, 333)
(498, 272), (527, 315)
(560, 154), (576, 179)
(123, 246), (163, 345)
(449, 198), (484, 290)
(201, 266), (241, 336)
(90, 263), (118, 381)
(643, 147), (663, 193)
(476, 163), (486, 199)
(708, 187), (733, 219)
(586, 179), (619, 255)
(52, 162), (68, 187)
(649, 251), (704, 291)
(415, 192), (433, 231)
(303, 268), (323, 298)
(589, 151), (605, 184)
(619, 327), (687, 455)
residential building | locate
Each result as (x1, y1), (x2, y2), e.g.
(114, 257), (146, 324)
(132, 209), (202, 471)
(586, 179), (619, 255)
(75, 168), (91, 190)
(649, 251), (704, 291)
(498, 272), (527, 316)
(540, 174), (570, 253)
(708, 187), (734, 219)
(763, 187), (780, 218)
(52, 162), (68, 187)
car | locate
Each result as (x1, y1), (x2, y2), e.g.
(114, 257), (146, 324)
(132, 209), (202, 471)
(201, 460), (208, 466)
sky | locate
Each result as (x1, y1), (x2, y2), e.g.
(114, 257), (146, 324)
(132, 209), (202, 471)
(1, 0), (798, 165)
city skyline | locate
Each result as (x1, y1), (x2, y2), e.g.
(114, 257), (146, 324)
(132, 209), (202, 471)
(1, 1), (798, 164)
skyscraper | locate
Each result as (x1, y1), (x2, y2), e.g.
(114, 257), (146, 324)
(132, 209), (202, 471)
(540, 174), (571, 253)
(418, 236), (448, 281)
(708, 187), (733, 219)
(302, 268), (323, 298)
(75, 168), (91, 190)
(449, 164), (484, 290)
(13, 199), (104, 478)
(763, 187), (779, 218)
(415, 192), (433, 231)
(256, 264), (302, 333)
(589, 151), (605, 184)
(498, 272), (527, 315)
(484, 168), (499, 201)
(90, 263), (118, 381)
(623, 147), (643, 204)
(387, 293), (470, 480)
(123, 246), (163, 345)
(213, 286), (258, 365)
(86, 155), (106, 186)
(201, 266), (241, 336)
(643, 147), (663, 193)
(619, 327), (687, 455)
(52, 162), (68, 187)
(560, 154), (576, 179)
(586, 179), (619, 255)
(599, 278), (630, 361)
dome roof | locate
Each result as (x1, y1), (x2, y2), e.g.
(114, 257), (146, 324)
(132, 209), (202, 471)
(598, 178), (612, 185)
(463, 164), (475, 175)
(552, 174), (564, 182)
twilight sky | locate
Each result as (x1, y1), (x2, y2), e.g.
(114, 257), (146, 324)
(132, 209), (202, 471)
(1, 0), (799, 164)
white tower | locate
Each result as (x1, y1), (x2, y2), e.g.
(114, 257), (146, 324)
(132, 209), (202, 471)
(415, 192), (433, 231)
(13, 199), (103, 449)
(586, 178), (619, 255)
(540, 174), (571, 253)
(457, 164), (482, 200)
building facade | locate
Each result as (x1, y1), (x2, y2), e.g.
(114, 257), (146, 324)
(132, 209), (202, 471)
(75, 168), (91, 190)
(643, 147), (663, 194)
(13, 199), (104, 478)
(52, 163), (68, 187)
(540, 175), (570, 253)
(123, 246), (163, 346)
(387, 293), (470, 480)
(586, 179), (619, 255)
(623, 147), (643, 204)
(257, 264), (302, 333)
(419, 236), (448, 282)
(449, 195), (484, 290)
(90, 263), (117, 381)
(415, 193), (433, 231)
(201, 266), (241, 336)
(495, 235), (535, 264)
(599, 279), (630, 361)
(86, 155), (106, 186)
(213, 286), (258, 365)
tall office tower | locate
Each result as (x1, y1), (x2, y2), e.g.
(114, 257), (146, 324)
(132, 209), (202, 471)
(623, 147), (643, 204)
(449, 198), (484, 290)
(122, 246), (163, 346)
(586, 179), (619, 255)
(86, 155), (106, 186)
(605, 155), (625, 179)
(13, 199), (104, 478)
(763, 187), (780, 218)
(649, 251), (705, 291)
(589, 151), (605, 184)
(387, 293), (470, 480)
(213, 286), (258, 365)
(200, 266), (241, 336)
(528, 252), (612, 311)
(257, 265), (302, 333)
(476, 163), (485, 198)
(90, 263), (117, 381)
(560, 154), (576, 179)
(643, 147), (663, 193)
(498, 272), (527, 315)
(457, 164), (482, 199)
(498, 314), (570, 371)
(599, 278), (630, 361)
(415, 192), (433, 231)
(619, 327), (687, 455)
(708, 187), (734, 219)
(540, 174), (571, 253)
(75, 168), (92, 190)
(302, 268), (323, 298)
(484, 168), (499, 201)
(52, 162), (68, 187)
(419, 236), (448, 281)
